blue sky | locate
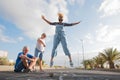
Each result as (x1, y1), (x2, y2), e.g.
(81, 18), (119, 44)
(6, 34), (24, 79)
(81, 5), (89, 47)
(0, 0), (120, 67)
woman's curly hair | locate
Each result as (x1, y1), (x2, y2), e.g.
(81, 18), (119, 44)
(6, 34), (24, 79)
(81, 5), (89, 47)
(58, 13), (63, 18)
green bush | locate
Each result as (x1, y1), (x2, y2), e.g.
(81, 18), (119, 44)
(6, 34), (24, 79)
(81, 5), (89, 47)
(0, 57), (9, 65)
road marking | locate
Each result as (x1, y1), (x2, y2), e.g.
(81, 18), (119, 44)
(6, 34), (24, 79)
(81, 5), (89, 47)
(59, 75), (63, 80)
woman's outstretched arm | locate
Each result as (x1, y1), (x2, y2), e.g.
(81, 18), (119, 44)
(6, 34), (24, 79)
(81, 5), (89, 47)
(71, 21), (81, 25)
(41, 15), (52, 25)
(64, 21), (81, 26)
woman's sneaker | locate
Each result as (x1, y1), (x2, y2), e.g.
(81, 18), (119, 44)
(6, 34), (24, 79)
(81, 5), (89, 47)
(70, 61), (73, 67)
(50, 61), (53, 67)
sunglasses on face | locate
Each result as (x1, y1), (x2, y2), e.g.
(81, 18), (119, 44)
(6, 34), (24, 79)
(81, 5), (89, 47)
(59, 18), (63, 21)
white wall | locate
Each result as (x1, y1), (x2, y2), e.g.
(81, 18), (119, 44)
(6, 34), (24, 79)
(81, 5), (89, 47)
(0, 50), (8, 57)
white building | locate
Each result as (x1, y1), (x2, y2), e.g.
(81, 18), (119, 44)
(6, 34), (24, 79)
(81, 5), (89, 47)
(0, 50), (8, 57)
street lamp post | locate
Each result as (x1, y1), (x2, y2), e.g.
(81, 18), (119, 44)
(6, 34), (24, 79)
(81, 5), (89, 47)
(80, 39), (85, 69)
(78, 52), (80, 67)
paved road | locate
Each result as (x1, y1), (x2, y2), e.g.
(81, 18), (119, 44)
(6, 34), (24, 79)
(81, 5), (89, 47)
(0, 69), (120, 80)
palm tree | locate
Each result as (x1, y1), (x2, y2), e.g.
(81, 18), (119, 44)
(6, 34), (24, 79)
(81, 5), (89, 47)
(98, 56), (106, 68)
(99, 48), (120, 69)
(93, 56), (105, 69)
(83, 59), (94, 69)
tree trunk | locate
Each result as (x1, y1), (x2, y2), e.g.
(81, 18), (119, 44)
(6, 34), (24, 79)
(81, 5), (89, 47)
(109, 61), (115, 69)
(101, 64), (104, 68)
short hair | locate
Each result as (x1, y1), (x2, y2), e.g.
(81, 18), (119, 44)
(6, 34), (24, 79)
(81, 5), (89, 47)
(23, 46), (29, 51)
(41, 33), (46, 38)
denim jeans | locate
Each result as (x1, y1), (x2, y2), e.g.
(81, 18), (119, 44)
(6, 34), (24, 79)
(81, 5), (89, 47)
(51, 33), (71, 57)
(34, 48), (43, 60)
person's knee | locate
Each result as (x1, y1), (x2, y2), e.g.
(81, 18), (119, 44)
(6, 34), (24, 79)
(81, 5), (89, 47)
(34, 57), (37, 62)
(21, 58), (28, 62)
(39, 58), (42, 61)
(39, 55), (43, 60)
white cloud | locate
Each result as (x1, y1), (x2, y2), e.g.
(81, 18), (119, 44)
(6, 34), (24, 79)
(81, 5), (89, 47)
(17, 37), (24, 42)
(0, 25), (16, 43)
(96, 24), (120, 42)
(68, 0), (85, 6)
(99, 0), (120, 17)
(0, 24), (25, 43)
(84, 24), (120, 60)
(85, 33), (94, 44)
(85, 24), (120, 43)
(0, 0), (69, 39)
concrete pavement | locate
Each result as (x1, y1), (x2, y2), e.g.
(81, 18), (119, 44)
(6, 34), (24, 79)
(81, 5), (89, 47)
(0, 69), (120, 80)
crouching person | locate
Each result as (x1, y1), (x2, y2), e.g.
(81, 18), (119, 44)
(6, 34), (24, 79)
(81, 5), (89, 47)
(14, 46), (36, 72)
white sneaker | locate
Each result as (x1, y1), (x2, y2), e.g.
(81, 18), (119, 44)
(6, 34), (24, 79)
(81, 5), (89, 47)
(50, 61), (54, 67)
(70, 61), (73, 67)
